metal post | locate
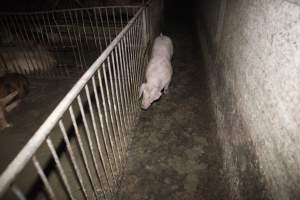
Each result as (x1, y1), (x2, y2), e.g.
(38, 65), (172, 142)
(142, 9), (148, 48)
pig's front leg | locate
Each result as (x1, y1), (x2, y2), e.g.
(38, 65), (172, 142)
(0, 107), (11, 129)
(163, 81), (170, 94)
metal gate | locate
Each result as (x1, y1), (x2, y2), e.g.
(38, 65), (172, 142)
(0, 0), (161, 199)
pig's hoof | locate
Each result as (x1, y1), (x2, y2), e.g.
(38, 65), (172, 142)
(0, 123), (12, 130)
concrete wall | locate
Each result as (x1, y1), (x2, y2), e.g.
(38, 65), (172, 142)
(195, 0), (300, 199)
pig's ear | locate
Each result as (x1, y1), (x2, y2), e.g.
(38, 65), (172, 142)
(153, 90), (162, 101)
(139, 84), (145, 99)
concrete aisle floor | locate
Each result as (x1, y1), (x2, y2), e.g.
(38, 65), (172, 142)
(118, 13), (229, 200)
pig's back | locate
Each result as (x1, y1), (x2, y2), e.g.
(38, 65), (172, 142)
(146, 57), (172, 84)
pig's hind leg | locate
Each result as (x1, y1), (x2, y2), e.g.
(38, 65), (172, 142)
(0, 91), (19, 129)
(0, 107), (11, 129)
(5, 99), (21, 112)
(0, 91), (18, 106)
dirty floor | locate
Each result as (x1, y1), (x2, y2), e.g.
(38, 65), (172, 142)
(118, 12), (229, 200)
(0, 78), (75, 172)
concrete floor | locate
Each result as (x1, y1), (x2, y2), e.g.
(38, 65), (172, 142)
(0, 79), (76, 172)
(118, 12), (229, 200)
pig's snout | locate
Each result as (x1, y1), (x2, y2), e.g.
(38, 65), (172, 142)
(140, 87), (162, 110)
(141, 105), (148, 110)
(141, 101), (151, 110)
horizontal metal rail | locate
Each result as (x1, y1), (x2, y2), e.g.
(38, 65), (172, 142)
(0, 6), (140, 15)
(0, 4), (145, 197)
(0, 0), (162, 198)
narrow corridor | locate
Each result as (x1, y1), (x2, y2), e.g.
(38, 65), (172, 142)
(119, 4), (229, 199)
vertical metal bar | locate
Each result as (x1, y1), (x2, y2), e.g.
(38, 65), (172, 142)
(116, 41), (130, 133)
(98, 8), (108, 47)
(125, 7), (129, 22)
(41, 13), (57, 78)
(93, 8), (103, 52)
(52, 12), (67, 76)
(0, 5), (148, 198)
(127, 26), (138, 115)
(134, 17), (142, 91)
(111, 50), (126, 156)
(84, 84), (112, 198)
(20, 14), (42, 76)
(133, 22), (140, 115)
(127, 25), (136, 109)
(144, 5), (149, 42)
(87, 9), (99, 52)
(46, 14), (55, 46)
(142, 9), (148, 48)
(32, 156), (57, 200)
(112, 8), (118, 38)
(123, 33), (135, 126)
(123, 32), (134, 125)
(80, 10), (89, 48)
(28, 14), (46, 75)
(134, 19), (142, 114)
(119, 7), (124, 28)
(9, 15), (31, 74)
(24, 14), (44, 77)
(131, 7), (136, 22)
(45, 13), (62, 77)
(135, 18), (144, 112)
(46, 137), (75, 200)
(91, 76), (116, 185)
(76, 95), (106, 189)
(63, 12), (80, 72)
(51, 12), (64, 45)
(18, 14), (40, 74)
(97, 67), (120, 173)
(28, 14), (48, 75)
(71, 10), (86, 73)
(112, 48), (128, 150)
(0, 17), (20, 74)
(102, 61), (122, 169)
(96, 70), (119, 179)
(135, 18), (145, 117)
(41, 14), (51, 47)
(11, 184), (26, 200)
(118, 38), (131, 123)
(19, 13), (35, 74)
(75, 11), (88, 74)
(149, 3), (154, 40)
(119, 39), (133, 129)
(107, 54), (125, 159)
(134, 17), (142, 90)
(129, 22), (138, 115)
(137, 17), (146, 92)
(58, 120), (89, 200)
(33, 14), (52, 77)
(68, 106), (98, 196)
(105, 8), (112, 44)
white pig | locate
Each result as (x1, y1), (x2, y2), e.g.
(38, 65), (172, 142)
(139, 33), (173, 110)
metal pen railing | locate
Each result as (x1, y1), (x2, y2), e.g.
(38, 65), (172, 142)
(0, 0), (160, 199)
(0, 6), (139, 78)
